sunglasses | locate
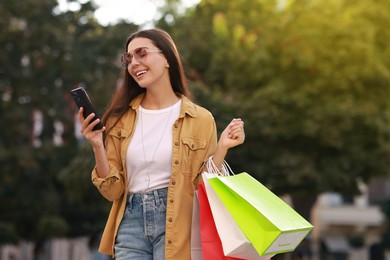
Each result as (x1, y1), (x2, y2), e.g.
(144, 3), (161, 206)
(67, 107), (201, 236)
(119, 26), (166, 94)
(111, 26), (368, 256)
(121, 47), (162, 67)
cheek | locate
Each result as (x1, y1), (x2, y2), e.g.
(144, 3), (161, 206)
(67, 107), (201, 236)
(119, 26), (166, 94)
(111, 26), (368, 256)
(127, 67), (135, 77)
(155, 62), (168, 74)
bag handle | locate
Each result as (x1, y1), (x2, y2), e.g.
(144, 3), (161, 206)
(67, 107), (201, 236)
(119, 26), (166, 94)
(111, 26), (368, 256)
(204, 156), (234, 176)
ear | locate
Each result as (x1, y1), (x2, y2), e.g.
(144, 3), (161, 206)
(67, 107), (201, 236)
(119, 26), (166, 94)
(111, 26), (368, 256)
(166, 63), (170, 68)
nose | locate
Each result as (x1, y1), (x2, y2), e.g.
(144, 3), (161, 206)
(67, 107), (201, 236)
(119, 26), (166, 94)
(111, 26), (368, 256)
(128, 57), (140, 67)
(127, 60), (139, 75)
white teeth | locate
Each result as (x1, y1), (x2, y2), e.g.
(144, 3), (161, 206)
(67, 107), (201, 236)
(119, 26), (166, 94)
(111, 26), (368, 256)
(136, 70), (147, 77)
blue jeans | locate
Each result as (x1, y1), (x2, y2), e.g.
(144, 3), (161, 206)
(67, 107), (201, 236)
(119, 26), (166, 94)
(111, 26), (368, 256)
(114, 188), (168, 260)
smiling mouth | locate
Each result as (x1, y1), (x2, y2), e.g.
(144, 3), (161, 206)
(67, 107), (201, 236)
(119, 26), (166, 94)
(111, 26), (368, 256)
(136, 70), (147, 77)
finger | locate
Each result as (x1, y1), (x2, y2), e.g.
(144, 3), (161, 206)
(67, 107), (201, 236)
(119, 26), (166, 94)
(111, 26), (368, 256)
(229, 120), (244, 130)
(78, 107), (85, 121)
(231, 118), (243, 124)
(229, 131), (242, 139)
(230, 124), (245, 137)
(82, 113), (96, 128)
(86, 125), (106, 137)
(228, 119), (240, 127)
(85, 113), (96, 121)
(231, 132), (245, 143)
(231, 122), (244, 130)
(85, 118), (101, 132)
(98, 126), (106, 133)
(228, 124), (244, 135)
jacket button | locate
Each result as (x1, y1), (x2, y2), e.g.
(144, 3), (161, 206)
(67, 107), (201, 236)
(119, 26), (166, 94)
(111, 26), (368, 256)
(172, 180), (176, 185)
(168, 217), (173, 222)
(175, 160), (179, 164)
(174, 141), (179, 146)
(170, 199), (174, 203)
(174, 123), (178, 128)
(191, 144), (195, 148)
(118, 132), (121, 137)
(168, 240), (172, 244)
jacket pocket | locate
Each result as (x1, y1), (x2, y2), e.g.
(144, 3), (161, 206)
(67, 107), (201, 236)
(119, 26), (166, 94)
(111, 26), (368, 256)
(106, 127), (131, 169)
(108, 127), (131, 140)
(181, 137), (207, 176)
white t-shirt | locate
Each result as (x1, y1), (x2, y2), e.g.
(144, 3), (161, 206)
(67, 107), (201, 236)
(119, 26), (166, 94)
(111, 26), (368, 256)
(126, 100), (181, 193)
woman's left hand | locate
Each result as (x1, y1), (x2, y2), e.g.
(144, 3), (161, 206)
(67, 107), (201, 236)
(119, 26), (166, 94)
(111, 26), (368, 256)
(218, 118), (245, 150)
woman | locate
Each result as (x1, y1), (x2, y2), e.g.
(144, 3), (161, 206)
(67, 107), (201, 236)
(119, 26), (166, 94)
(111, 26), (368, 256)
(79, 28), (245, 259)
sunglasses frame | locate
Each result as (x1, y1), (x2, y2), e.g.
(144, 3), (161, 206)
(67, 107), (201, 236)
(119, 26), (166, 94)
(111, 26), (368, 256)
(121, 47), (162, 67)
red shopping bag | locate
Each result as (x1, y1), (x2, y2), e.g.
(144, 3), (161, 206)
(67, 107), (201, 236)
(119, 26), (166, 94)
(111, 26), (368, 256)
(198, 183), (242, 260)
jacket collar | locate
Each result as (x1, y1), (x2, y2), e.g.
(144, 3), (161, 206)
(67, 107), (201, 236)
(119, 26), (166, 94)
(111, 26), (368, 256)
(129, 93), (197, 118)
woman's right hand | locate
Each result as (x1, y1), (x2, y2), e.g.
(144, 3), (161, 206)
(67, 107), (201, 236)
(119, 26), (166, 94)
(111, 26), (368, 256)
(78, 107), (106, 148)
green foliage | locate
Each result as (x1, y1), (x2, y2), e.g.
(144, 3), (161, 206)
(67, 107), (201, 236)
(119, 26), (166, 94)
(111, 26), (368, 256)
(2, 0), (390, 244)
(37, 215), (69, 238)
(58, 143), (111, 236)
(0, 0), (137, 242)
(164, 0), (390, 199)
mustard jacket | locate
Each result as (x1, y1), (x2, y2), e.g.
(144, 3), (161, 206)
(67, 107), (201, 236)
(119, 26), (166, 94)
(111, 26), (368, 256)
(91, 93), (217, 259)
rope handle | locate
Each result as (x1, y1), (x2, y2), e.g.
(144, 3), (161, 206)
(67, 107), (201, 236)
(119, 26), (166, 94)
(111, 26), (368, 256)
(204, 156), (234, 176)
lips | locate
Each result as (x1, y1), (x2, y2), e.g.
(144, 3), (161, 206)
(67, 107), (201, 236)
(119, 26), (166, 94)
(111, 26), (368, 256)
(135, 69), (148, 78)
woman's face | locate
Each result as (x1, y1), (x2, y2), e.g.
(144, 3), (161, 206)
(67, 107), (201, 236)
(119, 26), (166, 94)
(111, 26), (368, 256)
(126, 37), (170, 89)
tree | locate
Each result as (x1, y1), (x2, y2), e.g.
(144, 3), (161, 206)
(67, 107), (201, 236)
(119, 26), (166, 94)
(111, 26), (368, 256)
(159, 0), (390, 221)
(0, 0), (137, 241)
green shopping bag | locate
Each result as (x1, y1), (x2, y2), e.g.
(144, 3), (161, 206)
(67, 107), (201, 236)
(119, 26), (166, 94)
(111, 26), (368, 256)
(207, 172), (313, 256)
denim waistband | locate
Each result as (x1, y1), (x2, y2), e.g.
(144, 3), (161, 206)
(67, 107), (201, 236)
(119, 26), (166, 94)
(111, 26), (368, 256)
(127, 187), (168, 207)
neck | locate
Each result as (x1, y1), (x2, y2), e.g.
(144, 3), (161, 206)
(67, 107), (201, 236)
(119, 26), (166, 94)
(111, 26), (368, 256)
(141, 89), (179, 110)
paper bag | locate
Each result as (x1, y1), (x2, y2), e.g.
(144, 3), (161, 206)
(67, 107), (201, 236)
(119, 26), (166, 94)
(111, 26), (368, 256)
(198, 183), (242, 260)
(191, 190), (203, 260)
(203, 174), (272, 259)
(207, 172), (313, 256)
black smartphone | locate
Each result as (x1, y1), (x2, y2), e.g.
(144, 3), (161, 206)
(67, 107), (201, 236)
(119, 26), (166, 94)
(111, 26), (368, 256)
(70, 86), (104, 131)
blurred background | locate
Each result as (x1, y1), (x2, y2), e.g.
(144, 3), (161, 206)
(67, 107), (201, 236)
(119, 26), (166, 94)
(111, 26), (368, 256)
(1, 0), (390, 259)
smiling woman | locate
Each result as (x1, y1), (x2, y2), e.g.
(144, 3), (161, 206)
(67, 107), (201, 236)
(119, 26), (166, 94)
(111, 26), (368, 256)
(75, 28), (245, 259)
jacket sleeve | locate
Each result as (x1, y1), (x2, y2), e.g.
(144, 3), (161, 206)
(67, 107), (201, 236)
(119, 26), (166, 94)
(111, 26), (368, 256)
(91, 164), (125, 202)
(91, 125), (127, 201)
(193, 116), (217, 187)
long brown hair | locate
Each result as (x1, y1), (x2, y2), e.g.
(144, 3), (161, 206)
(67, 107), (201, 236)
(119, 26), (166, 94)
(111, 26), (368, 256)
(102, 28), (191, 137)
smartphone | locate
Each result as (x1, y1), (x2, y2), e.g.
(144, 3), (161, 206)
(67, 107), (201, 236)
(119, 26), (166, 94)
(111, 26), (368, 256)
(70, 86), (104, 131)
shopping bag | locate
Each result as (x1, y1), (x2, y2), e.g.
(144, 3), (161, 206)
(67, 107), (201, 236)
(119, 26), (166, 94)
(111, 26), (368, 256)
(205, 172), (314, 256)
(203, 174), (273, 260)
(191, 190), (203, 260)
(198, 183), (242, 260)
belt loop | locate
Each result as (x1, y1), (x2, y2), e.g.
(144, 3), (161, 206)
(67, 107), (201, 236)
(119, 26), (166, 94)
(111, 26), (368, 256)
(153, 189), (160, 206)
(127, 194), (134, 210)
